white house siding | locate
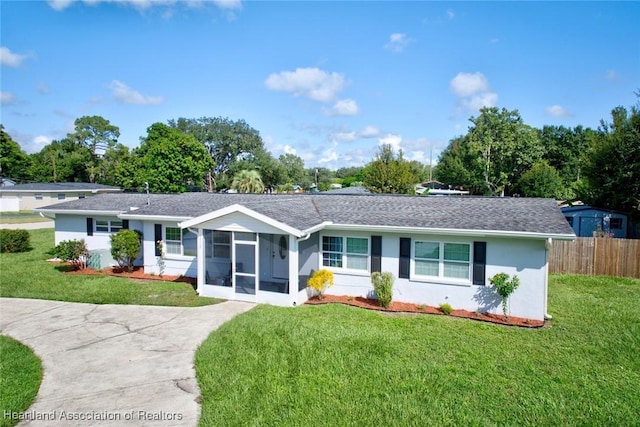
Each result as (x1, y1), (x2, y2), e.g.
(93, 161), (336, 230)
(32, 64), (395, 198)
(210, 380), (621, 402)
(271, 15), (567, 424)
(324, 231), (548, 321)
(141, 221), (196, 278)
(2, 193), (91, 212)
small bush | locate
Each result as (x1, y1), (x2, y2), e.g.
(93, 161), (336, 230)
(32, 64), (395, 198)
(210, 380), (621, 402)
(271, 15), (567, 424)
(307, 269), (334, 299)
(439, 303), (453, 315)
(0, 229), (30, 253)
(110, 229), (141, 272)
(490, 272), (521, 319)
(371, 271), (394, 308)
(54, 239), (89, 270)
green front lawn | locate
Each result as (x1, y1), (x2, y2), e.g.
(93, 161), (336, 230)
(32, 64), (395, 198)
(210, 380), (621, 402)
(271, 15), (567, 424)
(0, 336), (43, 427)
(196, 275), (640, 426)
(0, 229), (220, 307)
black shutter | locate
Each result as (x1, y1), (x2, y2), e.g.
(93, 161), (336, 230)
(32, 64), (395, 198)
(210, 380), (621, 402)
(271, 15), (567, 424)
(154, 224), (162, 256)
(122, 220), (129, 230)
(399, 237), (411, 279)
(473, 242), (487, 286)
(371, 236), (382, 273)
(86, 218), (93, 236)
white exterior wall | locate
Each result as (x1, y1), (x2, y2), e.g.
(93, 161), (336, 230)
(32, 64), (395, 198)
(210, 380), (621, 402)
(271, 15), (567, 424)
(324, 231), (548, 321)
(1, 192), (92, 212)
(141, 221), (196, 277)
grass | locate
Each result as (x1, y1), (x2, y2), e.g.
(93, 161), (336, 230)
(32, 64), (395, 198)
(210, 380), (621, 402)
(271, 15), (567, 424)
(196, 274), (640, 426)
(0, 211), (51, 224)
(0, 336), (43, 427)
(0, 229), (220, 307)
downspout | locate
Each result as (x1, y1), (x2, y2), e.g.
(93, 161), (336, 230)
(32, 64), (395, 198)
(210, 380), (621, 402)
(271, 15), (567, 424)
(39, 212), (55, 220)
(187, 227), (202, 295)
(544, 237), (553, 320)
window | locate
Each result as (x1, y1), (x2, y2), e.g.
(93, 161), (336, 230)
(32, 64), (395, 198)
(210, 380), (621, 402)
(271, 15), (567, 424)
(610, 218), (623, 230)
(35, 193), (43, 200)
(165, 227), (196, 257)
(78, 193), (86, 199)
(414, 241), (470, 280)
(95, 219), (123, 233)
(213, 231), (231, 259)
(322, 236), (369, 271)
(57, 193), (66, 200)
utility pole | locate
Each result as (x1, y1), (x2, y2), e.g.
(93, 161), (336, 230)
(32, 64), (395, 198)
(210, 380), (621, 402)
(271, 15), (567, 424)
(429, 146), (433, 182)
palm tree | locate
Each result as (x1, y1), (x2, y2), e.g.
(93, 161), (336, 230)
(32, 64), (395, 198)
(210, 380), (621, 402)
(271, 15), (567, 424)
(231, 170), (265, 193)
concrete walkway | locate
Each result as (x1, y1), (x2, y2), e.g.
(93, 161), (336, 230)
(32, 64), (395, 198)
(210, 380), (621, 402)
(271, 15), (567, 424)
(0, 298), (255, 426)
(0, 221), (54, 230)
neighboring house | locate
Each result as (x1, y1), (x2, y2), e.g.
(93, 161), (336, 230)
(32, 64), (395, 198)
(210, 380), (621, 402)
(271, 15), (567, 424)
(561, 205), (629, 238)
(0, 178), (16, 187)
(0, 182), (122, 212)
(36, 193), (575, 321)
(415, 181), (469, 196)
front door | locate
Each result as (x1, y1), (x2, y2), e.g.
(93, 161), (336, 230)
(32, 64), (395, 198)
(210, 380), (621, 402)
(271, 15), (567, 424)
(234, 232), (257, 299)
(272, 234), (289, 279)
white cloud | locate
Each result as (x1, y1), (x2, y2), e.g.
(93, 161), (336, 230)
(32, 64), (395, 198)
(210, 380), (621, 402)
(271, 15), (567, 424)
(37, 81), (50, 95)
(283, 144), (297, 155)
(318, 146), (339, 164)
(545, 105), (572, 118)
(33, 135), (53, 148)
(450, 72), (489, 97)
(360, 126), (380, 138)
(333, 131), (357, 142)
(0, 91), (16, 105)
(384, 33), (414, 53)
(109, 80), (163, 105)
(450, 72), (498, 113)
(265, 67), (346, 102)
(446, 9), (455, 19)
(326, 98), (359, 116)
(49, 0), (241, 11)
(461, 92), (498, 111)
(379, 133), (402, 152)
(0, 47), (29, 68)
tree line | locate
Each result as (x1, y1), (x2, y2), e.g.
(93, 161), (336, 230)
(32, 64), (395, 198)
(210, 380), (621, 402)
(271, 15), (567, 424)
(1, 94), (638, 220)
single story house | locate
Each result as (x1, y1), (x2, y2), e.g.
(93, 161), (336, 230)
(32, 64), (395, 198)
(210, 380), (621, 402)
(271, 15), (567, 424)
(36, 193), (575, 321)
(0, 182), (122, 212)
(561, 205), (629, 238)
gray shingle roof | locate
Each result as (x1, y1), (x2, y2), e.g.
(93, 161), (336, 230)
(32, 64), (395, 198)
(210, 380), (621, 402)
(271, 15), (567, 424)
(38, 192), (575, 237)
(1, 182), (121, 192)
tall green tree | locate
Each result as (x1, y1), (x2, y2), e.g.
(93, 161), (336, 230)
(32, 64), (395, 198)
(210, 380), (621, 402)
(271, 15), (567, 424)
(231, 170), (265, 193)
(29, 138), (92, 183)
(516, 161), (564, 199)
(132, 123), (214, 193)
(580, 102), (640, 218)
(68, 116), (120, 156)
(362, 144), (418, 194)
(98, 143), (132, 187)
(279, 153), (307, 185)
(436, 107), (544, 195)
(1, 125), (31, 181)
(168, 117), (266, 189)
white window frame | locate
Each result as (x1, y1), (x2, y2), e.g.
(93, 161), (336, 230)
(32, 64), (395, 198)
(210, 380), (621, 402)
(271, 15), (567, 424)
(205, 230), (231, 260)
(320, 234), (370, 274)
(35, 193), (43, 200)
(412, 240), (471, 284)
(95, 219), (123, 234)
(164, 226), (196, 258)
(57, 193), (66, 200)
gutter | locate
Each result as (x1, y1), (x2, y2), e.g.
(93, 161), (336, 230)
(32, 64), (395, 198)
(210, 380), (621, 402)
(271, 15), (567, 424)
(39, 212), (56, 220)
(298, 221), (333, 242)
(544, 237), (553, 320)
(35, 208), (125, 216)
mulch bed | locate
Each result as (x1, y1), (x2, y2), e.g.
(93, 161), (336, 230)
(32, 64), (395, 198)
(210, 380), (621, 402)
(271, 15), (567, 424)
(61, 264), (196, 285)
(305, 295), (545, 328)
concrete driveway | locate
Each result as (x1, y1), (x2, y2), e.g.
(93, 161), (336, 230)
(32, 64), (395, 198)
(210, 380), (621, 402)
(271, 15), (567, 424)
(0, 298), (255, 426)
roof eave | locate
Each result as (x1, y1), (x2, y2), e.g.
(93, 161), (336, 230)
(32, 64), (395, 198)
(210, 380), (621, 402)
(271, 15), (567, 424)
(119, 214), (193, 222)
(323, 223), (576, 240)
(35, 208), (126, 216)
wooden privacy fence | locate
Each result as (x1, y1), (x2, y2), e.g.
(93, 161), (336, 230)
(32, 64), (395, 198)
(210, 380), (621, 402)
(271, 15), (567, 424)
(549, 237), (640, 278)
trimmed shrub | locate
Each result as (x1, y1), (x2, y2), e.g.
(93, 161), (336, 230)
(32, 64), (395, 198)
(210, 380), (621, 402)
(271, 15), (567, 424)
(0, 229), (30, 253)
(110, 229), (142, 272)
(371, 271), (394, 308)
(307, 269), (334, 299)
(490, 272), (521, 319)
(439, 303), (453, 315)
(54, 239), (89, 270)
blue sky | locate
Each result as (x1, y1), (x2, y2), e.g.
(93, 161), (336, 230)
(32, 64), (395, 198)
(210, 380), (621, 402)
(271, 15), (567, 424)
(1, 1), (638, 170)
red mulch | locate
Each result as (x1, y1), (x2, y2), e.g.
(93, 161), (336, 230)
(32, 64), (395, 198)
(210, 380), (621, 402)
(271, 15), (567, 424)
(61, 265), (196, 285)
(305, 295), (545, 328)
